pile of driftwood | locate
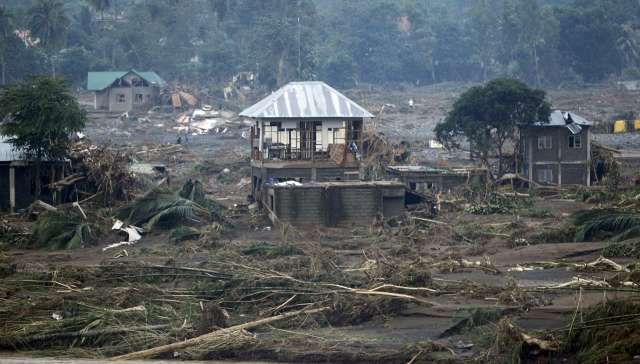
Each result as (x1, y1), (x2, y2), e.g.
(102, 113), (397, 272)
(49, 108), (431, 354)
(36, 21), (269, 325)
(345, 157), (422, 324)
(48, 141), (136, 204)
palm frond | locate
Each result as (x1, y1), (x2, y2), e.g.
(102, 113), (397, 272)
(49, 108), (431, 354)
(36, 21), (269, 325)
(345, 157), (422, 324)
(115, 180), (232, 230)
(168, 226), (201, 244)
(611, 226), (640, 242)
(147, 205), (199, 230)
(572, 209), (640, 242)
(30, 212), (101, 250)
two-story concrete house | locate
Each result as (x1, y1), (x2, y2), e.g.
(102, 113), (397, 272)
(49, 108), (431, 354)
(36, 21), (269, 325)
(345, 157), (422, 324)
(240, 81), (374, 198)
(521, 110), (593, 186)
(87, 70), (166, 112)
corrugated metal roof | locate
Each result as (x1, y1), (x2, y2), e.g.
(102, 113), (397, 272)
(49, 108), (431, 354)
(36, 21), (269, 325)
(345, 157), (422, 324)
(87, 70), (166, 91)
(543, 110), (594, 126)
(239, 81), (374, 119)
(0, 136), (26, 162)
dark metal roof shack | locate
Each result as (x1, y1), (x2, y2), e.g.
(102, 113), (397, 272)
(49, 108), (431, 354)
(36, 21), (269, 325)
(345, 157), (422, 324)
(239, 81), (374, 119)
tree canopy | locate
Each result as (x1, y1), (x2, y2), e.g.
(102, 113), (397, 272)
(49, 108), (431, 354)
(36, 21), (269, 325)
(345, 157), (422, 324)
(0, 74), (87, 194)
(434, 78), (551, 178)
(0, 0), (639, 88)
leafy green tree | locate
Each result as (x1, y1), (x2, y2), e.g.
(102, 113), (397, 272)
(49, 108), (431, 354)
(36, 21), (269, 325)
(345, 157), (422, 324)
(468, 0), (500, 81)
(29, 0), (71, 77)
(555, 5), (622, 82)
(0, 6), (14, 85)
(0, 75), (87, 197)
(322, 53), (358, 88)
(435, 78), (551, 179)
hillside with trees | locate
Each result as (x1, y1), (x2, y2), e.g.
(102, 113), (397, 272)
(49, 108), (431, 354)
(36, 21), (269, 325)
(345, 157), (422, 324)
(0, 0), (639, 92)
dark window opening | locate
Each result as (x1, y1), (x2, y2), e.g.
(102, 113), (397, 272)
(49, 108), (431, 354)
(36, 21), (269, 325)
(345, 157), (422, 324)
(568, 135), (581, 148)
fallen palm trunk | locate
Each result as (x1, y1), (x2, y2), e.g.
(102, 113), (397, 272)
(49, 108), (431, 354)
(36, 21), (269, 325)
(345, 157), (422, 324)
(16, 324), (172, 345)
(109, 306), (328, 361)
(181, 329), (257, 360)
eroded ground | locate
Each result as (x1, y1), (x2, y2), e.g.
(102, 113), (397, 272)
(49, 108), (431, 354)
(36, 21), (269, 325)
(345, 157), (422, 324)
(1, 84), (640, 363)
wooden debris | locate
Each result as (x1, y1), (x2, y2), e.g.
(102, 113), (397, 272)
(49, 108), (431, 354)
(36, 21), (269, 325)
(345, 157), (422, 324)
(109, 306), (328, 361)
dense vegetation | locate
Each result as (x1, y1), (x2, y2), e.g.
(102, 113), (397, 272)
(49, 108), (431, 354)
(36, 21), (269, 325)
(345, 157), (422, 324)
(0, 0), (639, 91)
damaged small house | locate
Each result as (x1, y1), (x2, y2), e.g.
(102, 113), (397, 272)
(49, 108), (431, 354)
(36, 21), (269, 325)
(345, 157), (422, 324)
(87, 70), (166, 112)
(0, 136), (65, 211)
(240, 81), (406, 227)
(520, 110), (593, 185)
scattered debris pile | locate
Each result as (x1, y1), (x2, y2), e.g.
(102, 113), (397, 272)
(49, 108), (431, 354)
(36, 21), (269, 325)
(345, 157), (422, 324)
(57, 141), (137, 205)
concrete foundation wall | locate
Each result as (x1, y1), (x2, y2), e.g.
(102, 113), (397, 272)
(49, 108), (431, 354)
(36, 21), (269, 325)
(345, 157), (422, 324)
(269, 182), (405, 228)
(95, 90), (109, 110)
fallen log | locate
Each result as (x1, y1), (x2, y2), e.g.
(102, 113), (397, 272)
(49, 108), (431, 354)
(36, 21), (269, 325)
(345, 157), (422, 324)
(16, 324), (171, 345)
(109, 306), (328, 361)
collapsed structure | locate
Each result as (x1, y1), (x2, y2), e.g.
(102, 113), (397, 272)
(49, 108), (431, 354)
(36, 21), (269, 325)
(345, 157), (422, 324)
(386, 166), (490, 192)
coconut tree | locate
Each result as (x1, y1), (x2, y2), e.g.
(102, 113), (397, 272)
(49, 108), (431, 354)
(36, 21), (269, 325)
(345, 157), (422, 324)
(75, 5), (95, 36)
(29, 0), (71, 77)
(618, 23), (639, 67)
(0, 6), (13, 85)
(86, 0), (110, 22)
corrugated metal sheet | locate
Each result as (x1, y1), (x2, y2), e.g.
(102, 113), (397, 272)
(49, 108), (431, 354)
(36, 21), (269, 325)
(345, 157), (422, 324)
(239, 82), (374, 119)
(87, 71), (128, 91)
(0, 136), (25, 162)
(545, 110), (593, 126)
(87, 70), (167, 91)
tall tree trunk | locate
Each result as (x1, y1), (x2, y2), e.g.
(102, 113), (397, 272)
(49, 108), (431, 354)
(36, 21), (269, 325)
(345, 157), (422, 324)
(532, 41), (541, 87)
(50, 54), (56, 78)
(277, 54), (285, 87)
(35, 163), (41, 199)
(111, 41), (116, 68)
(1, 53), (5, 85)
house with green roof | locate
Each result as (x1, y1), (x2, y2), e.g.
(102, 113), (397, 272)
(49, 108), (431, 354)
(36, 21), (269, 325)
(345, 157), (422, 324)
(87, 70), (166, 112)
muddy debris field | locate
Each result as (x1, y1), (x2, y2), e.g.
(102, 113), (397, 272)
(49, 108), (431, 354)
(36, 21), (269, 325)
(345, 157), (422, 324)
(2, 87), (640, 363)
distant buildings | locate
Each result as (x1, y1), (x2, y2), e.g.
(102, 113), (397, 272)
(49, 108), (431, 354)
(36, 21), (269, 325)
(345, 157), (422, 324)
(87, 70), (166, 112)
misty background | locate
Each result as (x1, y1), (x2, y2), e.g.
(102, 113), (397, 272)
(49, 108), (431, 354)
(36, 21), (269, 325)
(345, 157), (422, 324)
(0, 0), (639, 93)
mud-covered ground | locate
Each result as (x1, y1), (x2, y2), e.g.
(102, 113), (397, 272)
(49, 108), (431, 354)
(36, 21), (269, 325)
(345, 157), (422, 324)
(1, 84), (640, 363)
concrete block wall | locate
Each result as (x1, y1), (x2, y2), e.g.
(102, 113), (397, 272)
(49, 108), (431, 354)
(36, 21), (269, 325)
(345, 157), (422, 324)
(333, 187), (378, 228)
(273, 187), (325, 227)
(269, 182), (405, 228)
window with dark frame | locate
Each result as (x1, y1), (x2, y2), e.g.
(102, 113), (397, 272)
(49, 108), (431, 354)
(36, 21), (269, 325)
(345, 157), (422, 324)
(134, 94), (143, 102)
(538, 169), (553, 183)
(568, 135), (581, 148)
(538, 136), (552, 149)
(117, 94), (125, 103)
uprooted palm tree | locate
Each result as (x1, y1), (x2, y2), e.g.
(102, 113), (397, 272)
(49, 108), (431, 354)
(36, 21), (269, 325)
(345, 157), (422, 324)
(572, 209), (640, 242)
(30, 211), (101, 250)
(115, 179), (230, 230)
